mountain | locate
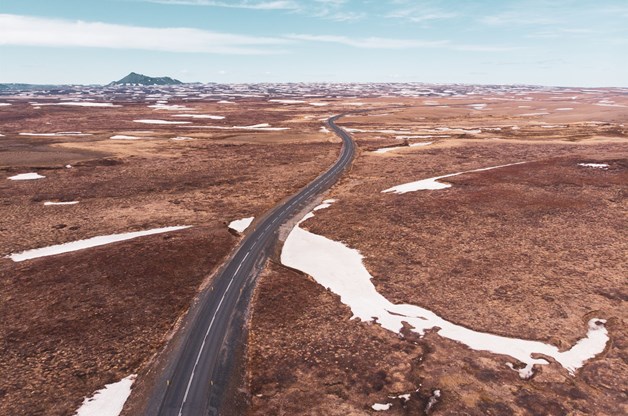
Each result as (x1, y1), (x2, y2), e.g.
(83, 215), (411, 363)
(109, 72), (183, 86)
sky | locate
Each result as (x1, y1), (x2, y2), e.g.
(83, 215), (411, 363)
(0, 0), (627, 86)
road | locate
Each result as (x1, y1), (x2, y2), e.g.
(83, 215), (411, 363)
(150, 114), (356, 416)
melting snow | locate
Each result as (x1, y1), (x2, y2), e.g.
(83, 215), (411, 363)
(35, 102), (120, 107)
(148, 103), (191, 111)
(228, 217), (254, 233)
(396, 135), (449, 139)
(172, 114), (225, 119)
(187, 123), (289, 131)
(74, 374), (136, 416)
(382, 162), (526, 194)
(269, 99), (306, 104)
(578, 163), (609, 169)
(110, 135), (155, 140)
(44, 201), (79, 206)
(7, 226), (191, 262)
(8, 172), (45, 180)
(19, 132), (92, 137)
(372, 403), (392, 411)
(281, 202), (609, 377)
(0, 103), (12, 106)
(468, 103), (487, 110)
(373, 142), (432, 154)
(133, 119), (191, 125)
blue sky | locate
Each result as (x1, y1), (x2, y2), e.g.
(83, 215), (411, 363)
(1, 0), (626, 86)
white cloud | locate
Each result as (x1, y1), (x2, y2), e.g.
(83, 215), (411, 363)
(286, 34), (449, 49)
(286, 33), (516, 52)
(386, 5), (457, 23)
(146, 0), (299, 9)
(0, 14), (290, 54)
(480, 12), (560, 26)
(145, 0), (366, 21)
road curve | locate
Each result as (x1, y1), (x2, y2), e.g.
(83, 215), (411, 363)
(149, 114), (356, 416)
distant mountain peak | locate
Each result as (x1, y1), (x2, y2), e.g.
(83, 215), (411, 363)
(110, 72), (183, 86)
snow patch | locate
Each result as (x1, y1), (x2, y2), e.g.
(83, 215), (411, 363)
(35, 102), (120, 107)
(228, 217), (254, 233)
(148, 103), (191, 111)
(172, 114), (225, 119)
(74, 374), (136, 416)
(19, 132), (92, 137)
(373, 142), (432, 154)
(372, 403), (392, 411)
(133, 119), (191, 125)
(281, 202), (609, 377)
(269, 99), (306, 104)
(578, 163), (609, 169)
(8, 172), (45, 180)
(7, 226), (191, 262)
(44, 201), (79, 206)
(382, 162), (526, 194)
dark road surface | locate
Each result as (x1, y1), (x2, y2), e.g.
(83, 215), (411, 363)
(149, 114), (356, 416)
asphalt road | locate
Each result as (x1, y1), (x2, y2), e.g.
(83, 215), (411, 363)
(151, 114), (356, 416)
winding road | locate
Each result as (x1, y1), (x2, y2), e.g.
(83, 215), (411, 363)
(149, 114), (356, 415)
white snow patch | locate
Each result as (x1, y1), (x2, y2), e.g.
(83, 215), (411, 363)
(372, 403), (392, 411)
(373, 146), (405, 154)
(36, 102), (120, 107)
(595, 101), (626, 108)
(228, 217), (254, 233)
(468, 103), (487, 110)
(110, 135), (155, 140)
(383, 162), (526, 194)
(373, 142), (432, 154)
(7, 226), (191, 262)
(187, 123), (289, 131)
(74, 374), (136, 416)
(556, 108), (574, 111)
(578, 163), (609, 169)
(281, 202), (609, 377)
(8, 172), (45, 180)
(172, 114), (225, 120)
(269, 99), (306, 104)
(148, 103), (191, 111)
(171, 136), (194, 141)
(309, 102), (329, 107)
(44, 201), (79, 206)
(0, 103), (13, 106)
(425, 390), (441, 413)
(520, 112), (550, 116)
(320, 126), (330, 133)
(133, 119), (191, 125)
(396, 135), (450, 140)
(19, 132), (92, 137)
(217, 100), (236, 104)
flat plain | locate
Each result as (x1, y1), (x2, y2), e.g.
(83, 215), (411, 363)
(0, 83), (626, 415)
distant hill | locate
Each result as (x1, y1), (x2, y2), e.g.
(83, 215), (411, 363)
(0, 83), (59, 91)
(109, 72), (183, 86)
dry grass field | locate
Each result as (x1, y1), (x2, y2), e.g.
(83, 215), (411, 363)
(247, 89), (628, 415)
